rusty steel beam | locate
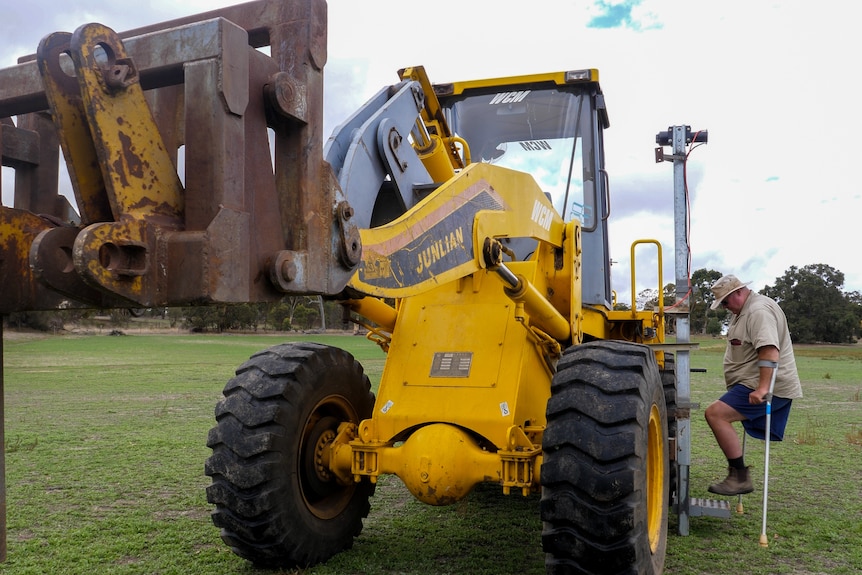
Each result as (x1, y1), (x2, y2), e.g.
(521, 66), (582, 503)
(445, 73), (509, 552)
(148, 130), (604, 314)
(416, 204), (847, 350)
(0, 119), (39, 170)
(0, 0), (359, 313)
(1, 15), (258, 118)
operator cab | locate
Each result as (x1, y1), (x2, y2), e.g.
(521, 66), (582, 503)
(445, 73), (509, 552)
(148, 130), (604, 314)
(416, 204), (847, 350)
(434, 70), (613, 308)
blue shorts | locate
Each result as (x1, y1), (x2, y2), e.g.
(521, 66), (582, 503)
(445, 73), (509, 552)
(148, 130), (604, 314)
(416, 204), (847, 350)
(719, 384), (793, 442)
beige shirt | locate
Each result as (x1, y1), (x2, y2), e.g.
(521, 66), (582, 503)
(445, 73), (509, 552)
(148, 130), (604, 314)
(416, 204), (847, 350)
(723, 292), (802, 399)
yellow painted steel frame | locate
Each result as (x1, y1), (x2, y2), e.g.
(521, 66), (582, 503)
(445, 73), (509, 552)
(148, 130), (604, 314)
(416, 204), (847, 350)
(581, 306), (664, 345)
(579, 237), (666, 349)
(352, 264), (554, 504)
(343, 162), (579, 504)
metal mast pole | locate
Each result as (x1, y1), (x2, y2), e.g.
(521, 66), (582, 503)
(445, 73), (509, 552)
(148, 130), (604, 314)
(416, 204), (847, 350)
(670, 125), (694, 535)
(655, 125), (729, 535)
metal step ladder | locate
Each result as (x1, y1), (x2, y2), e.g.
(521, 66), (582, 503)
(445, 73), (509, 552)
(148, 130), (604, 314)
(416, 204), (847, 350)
(688, 498), (731, 517)
(666, 393), (731, 524)
(673, 396), (731, 522)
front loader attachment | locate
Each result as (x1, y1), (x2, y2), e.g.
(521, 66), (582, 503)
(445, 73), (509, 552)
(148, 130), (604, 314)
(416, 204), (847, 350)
(0, 0), (359, 313)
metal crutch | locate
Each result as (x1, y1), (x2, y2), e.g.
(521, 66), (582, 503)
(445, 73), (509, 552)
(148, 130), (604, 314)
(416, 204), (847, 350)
(757, 359), (779, 547)
(736, 432), (747, 514)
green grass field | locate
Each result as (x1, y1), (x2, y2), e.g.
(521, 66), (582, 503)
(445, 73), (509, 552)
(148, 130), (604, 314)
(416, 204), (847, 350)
(1, 331), (860, 574)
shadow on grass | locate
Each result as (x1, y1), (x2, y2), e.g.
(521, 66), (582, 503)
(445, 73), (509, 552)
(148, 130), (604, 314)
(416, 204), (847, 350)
(268, 478), (545, 575)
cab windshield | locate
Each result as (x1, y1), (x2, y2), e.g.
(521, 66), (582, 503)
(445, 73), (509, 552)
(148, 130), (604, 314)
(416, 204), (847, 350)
(443, 87), (597, 228)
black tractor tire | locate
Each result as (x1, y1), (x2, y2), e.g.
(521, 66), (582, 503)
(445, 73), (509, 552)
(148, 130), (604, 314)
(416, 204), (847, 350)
(541, 340), (669, 575)
(660, 353), (679, 504)
(205, 342), (375, 568)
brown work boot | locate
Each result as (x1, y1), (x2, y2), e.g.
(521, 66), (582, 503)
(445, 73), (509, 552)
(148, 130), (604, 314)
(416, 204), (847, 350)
(708, 466), (754, 496)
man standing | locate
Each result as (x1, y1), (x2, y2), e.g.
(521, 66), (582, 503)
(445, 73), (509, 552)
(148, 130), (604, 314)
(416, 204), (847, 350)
(704, 274), (802, 495)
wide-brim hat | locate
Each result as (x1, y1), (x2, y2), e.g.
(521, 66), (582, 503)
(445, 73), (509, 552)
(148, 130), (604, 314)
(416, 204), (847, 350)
(710, 274), (751, 310)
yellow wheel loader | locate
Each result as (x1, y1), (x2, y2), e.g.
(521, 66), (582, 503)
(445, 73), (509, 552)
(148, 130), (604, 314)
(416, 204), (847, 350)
(204, 63), (672, 572)
(0, 1), (694, 573)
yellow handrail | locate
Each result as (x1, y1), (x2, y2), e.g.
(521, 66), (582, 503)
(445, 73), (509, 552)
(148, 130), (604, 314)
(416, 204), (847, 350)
(629, 239), (663, 323)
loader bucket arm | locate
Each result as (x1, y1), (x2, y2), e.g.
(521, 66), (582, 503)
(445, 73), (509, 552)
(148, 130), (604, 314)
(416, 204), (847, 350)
(349, 162), (566, 299)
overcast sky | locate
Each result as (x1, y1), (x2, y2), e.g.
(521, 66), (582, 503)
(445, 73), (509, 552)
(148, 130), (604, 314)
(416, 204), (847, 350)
(2, 0), (859, 304)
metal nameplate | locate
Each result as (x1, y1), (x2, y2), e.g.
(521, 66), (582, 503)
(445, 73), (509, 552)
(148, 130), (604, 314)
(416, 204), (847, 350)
(429, 352), (472, 378)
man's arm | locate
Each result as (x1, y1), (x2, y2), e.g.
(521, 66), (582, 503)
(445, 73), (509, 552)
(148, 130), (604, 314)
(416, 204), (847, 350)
(749, 345), (779, 404)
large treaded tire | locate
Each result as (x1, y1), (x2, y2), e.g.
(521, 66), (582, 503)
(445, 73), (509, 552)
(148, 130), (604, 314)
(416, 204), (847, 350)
(541, 340), (669, 575)
(205, 342), (375, 568)
(660, 353), (678, 504)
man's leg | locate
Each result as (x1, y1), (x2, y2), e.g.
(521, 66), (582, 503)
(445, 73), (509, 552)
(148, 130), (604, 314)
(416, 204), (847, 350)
(704, 399), (745, 458)
(704, 398), (754, 495)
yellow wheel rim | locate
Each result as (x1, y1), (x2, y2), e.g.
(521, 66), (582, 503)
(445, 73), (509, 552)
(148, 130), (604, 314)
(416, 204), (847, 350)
(646, 403), (665, 553)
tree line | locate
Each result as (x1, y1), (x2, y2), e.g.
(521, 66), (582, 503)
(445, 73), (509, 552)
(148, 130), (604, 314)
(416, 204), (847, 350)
(8, 263), (861, 344)
(5, 296), (348, 334)
(632, 263), (862, 344)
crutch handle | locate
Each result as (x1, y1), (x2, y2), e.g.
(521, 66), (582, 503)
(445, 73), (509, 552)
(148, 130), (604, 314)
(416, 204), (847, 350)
(756, 360), (779, 401)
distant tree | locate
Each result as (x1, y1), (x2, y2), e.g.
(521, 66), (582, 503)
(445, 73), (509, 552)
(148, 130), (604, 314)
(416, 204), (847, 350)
(265, 296), (330, 331)
(292, 303), (319, 330)
(761, 264), (856, 343)
(183, 306), (221, 332)
(690, 268), (723, 334)
(637, 288), (658, 311)
(706, 318), (723, 337)
(845, 290), (862, 340)
(267, 301), (293, 330)
(224, 303), (260, 331)
(181, 304), (259, 332)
